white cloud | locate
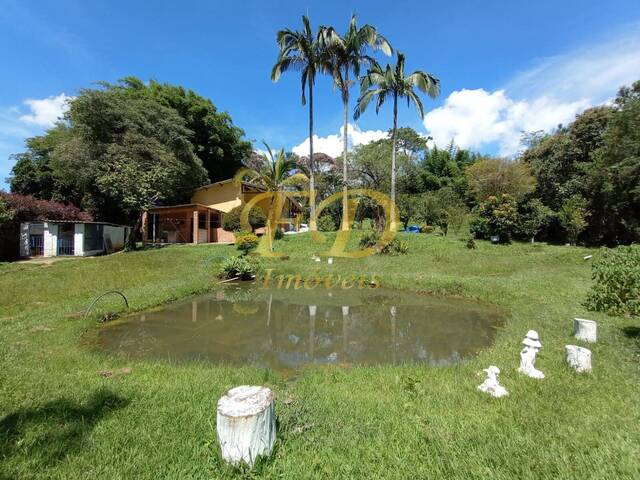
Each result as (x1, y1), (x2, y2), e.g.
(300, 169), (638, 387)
(19, 93), (71, 127)
(424, 89), (589, 155)
(292, 124), (388, 158)
(424, 25), (640, 156)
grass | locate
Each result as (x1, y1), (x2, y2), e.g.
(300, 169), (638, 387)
(0, 233), (638, 479)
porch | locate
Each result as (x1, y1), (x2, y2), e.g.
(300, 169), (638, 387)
(142, 204), (229, 244)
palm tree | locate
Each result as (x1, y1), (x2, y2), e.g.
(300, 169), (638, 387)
(320, 14), (392, 230)
(272, 15), (328, 231)
(236, 142), (307, 250)
(354, 52), (439, 229)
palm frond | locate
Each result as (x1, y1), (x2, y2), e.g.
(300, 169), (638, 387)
(406, 90), (425, 119)
(354, 89), (381, 119)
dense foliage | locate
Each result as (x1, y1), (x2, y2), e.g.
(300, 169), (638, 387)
(586, 245), (640, 316)
(221, 205), (267, 232)
(9, 78), (251, 226)
(521, 81), (640, 245)
(0, 192), (91, 222)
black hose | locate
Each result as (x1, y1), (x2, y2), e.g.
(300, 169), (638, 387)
(83, 290), (129, 322)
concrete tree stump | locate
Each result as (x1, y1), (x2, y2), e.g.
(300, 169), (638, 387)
(573, 318), (597, 343)
(216, 386), (276, 467)
(565, 345), (592, 373)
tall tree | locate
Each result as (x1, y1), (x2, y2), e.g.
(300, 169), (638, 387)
(354, 52), (440, 228)
(320, 14), (392, 230)
(272, 15), (328, 231)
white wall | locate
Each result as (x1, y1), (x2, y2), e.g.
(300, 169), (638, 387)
(74, 223), (84, 256)
(19, 223), (29, 257)
(44, 223), (58, 257)
(104, 225), (127, 252)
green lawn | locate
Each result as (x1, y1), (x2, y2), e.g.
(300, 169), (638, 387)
(0, 233), (638, 479)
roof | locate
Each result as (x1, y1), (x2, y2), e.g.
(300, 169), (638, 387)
(26, 220), (130, 228)
(193, 178), (304, 211)
(192, 178), (264, 192)
(146, 203), (221, 212)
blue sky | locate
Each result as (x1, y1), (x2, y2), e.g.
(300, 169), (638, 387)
(1, 0), (640, 189)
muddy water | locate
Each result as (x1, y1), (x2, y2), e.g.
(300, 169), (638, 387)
(96, 285), (503, 373)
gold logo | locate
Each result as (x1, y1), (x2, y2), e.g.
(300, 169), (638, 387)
(239, 188), (398, 258)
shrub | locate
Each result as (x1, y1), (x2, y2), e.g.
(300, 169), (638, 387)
(466, 238), (477, 249)
(274, 228), (284, 240)
(420, 224), (435, 234)
(585, 245), (640, 316)
(359, 229), (379, 249)
(222, 205), (266, 232)
(317, 214), (337, 232)
(469, 216), (489, 239)
(358, 230), (408, 255)
(235, 232), (259, 254)
(0, 192), (92, 222)
(219, 255), (262, 280)
(383, 238), (409, 256)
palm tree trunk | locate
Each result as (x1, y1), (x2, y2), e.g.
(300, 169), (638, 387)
(390, 92), (398, 231)
(308, 81), (317, 232)
(341, 74), (350, 231)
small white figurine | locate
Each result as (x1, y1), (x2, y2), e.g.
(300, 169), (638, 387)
(518, 330), (544, 379)
(477, 366), (509, 398)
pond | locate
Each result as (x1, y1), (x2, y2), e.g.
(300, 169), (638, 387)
(96, 285), (504, 373)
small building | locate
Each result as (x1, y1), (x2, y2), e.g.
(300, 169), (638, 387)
(20, 221), (130, 258)
(142, 178), (303, 244)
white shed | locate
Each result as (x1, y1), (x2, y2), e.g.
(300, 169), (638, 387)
(19, 221), (130, 258)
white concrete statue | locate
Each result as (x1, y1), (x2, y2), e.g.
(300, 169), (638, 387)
(518, 330), (544, 379)
(477, 366), (508, 398)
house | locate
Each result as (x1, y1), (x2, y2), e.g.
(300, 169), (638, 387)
(142, 178), (304, 244)
(20, 221), (130, 258)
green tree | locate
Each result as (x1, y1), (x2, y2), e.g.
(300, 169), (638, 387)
(558, 195), (589, 245)
(320, 14), (392, 230)
(477, 194), (519, 242)
(465, 158), (536, 203)
(355, 51), (439, 228)
(586, 82), (640, 244)
(9, 78), (250, 224)
(272, 16), (329, 231)
(518, 198), (554, 243)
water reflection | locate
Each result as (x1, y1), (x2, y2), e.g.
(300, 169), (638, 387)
(97, 285), (503, 373)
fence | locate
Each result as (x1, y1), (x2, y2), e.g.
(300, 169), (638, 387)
(57, 237), (75, 256)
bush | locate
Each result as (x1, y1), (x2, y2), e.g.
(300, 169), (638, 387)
(469, 216), (489, 239)
(317, 214), (337, 232)
(466, 238), (477, 249)
(0, 192), (92, 222)
(383, 238), (409, 256)
(358, 230), (408, 255)
(222, 205), (266, 232)
(585, 245), (640, 316)
(274, 228), (284, 240)
(359, 229), (379, 249)
(219, 255), (262, 280)
(420, 224), (435, 234)
(235, 232), (259, 254)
